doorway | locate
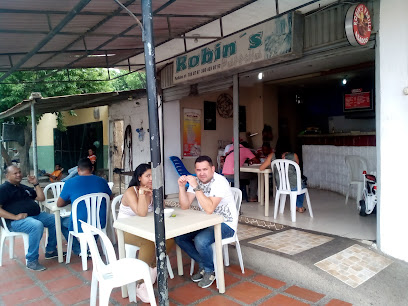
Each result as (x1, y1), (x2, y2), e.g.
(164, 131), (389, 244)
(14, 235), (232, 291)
(54, 121), (103, 172)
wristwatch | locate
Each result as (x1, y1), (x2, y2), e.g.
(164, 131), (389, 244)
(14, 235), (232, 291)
(193, 185), (202, 192)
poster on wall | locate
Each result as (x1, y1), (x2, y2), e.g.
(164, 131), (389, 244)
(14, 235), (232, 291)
(344, 89), (372, 112)
(183, 108), (201, 157)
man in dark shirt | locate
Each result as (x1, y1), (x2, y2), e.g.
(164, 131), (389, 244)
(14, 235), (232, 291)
(0, 165), (59, 271)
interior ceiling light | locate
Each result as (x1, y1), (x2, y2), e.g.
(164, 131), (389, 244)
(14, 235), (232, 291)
(342, 78), (347, 85)
(258, 72), (263, 80)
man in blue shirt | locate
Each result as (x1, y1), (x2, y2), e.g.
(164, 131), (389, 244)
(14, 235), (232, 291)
(57, 158), (112, 255)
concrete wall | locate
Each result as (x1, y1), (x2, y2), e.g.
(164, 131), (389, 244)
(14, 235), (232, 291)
(163, 101), (182, 195)
(109, 97), (150, 174)
(263, 85), (279, 148)
(180, 90), (235, 173)
(376, 0), (408, 262)
(36, 113), (57, 171)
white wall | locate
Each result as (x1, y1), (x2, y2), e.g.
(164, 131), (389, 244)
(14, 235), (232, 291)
(376, 0), (408, 262)
(109, 97), (151, 174)
(163, 101), (181, 195)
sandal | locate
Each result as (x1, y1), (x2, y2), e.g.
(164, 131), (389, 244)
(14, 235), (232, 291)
(296, 207), (306, 213)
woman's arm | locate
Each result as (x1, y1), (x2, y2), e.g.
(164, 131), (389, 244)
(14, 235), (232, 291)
(122, 186), (151, 217)
(259, 153), (275, 171)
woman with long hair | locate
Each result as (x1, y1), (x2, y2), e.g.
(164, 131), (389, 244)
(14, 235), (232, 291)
(118, 163), (175, 302)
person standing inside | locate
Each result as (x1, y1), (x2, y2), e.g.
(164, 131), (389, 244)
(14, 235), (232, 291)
(87, 148), (97, 173)
(175, 156), (237, 288)
(0, 166), (59, 271)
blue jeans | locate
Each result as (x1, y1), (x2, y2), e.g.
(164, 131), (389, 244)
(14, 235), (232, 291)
(291, 182), (306, 208)
(61, 166), (78, 182)
(175, 223), (235, 273)
(61, 216), (81, 255)
(10, 212), (57, 263)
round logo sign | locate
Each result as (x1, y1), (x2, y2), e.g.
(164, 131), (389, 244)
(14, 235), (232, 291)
(345, 4), (372, 46)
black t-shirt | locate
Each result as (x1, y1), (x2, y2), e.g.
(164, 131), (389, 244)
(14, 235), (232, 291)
(0, 182), (41, 221)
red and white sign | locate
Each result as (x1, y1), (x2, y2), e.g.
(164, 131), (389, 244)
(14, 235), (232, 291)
(345, 4), (372, 46)
(344, 92), (371, 110)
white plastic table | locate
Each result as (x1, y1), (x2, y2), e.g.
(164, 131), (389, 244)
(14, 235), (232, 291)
(113, 207), (225, 296)
(42, 200), (71, 263)
(240, 164), (272, 216)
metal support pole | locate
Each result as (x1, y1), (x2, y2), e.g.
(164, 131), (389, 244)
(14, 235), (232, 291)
(233, 74), (240, 190)
(141, 1), (168, 305)
(31, 101), (38, 177)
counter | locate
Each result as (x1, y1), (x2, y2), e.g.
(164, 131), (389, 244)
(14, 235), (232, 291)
(301, 140), (377, 200)
(298, 132), (376, 146)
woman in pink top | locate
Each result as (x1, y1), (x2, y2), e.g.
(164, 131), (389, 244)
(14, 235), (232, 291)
(118, 163), (175, 302)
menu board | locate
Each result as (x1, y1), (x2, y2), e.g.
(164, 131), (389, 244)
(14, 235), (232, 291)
(344, 91), (371, 111)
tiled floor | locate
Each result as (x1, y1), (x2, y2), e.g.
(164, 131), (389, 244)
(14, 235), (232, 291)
(315, 244), (393, 288)
(248, 229), (333, 255)
(0, 236), (353, 306)
(240, 188), (376, 241)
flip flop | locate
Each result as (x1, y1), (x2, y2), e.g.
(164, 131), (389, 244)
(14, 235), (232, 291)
(296, 207), (306, 213)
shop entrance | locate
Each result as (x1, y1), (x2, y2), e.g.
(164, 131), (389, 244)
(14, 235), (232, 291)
(54, 121), (103, 173)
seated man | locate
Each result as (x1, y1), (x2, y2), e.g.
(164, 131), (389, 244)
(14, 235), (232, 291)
(45, 164), (63, 182)
(0, 166), (59, 271)
(57, 158), (112, 255)
(255, 142), (273, 162)
(222, 142), (260, 202)
(175, 156), (237, 288)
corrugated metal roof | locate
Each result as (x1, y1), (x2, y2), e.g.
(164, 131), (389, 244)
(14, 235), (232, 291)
(0, 0), (256, 75)
(0, 0), (339, 77)
(0, 89), (146, 119)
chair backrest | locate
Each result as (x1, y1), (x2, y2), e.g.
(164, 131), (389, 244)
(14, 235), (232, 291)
(108, 182), (114, 190)
(71, 193), (111, 234)
(80, 221), (117, 281)
(43, 182), (65, 202)
(271, 159), (302, 192)
(230, 187), (242, 213)
(111, 194), (124, 222)
(169, 156), (193, 176)
(345, 155), (368, 182)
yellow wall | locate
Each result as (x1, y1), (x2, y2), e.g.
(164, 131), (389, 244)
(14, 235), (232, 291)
(61, 106), (109, 145)
(37, 113), (57, 146)
(36, 106), (109, 146)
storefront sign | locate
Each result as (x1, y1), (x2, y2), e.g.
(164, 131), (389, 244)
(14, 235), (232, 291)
(345, 3), (372, 46)
(173, 12), (303, 84)
(344, 91), (371, 111)
(183, 108), (201, 157)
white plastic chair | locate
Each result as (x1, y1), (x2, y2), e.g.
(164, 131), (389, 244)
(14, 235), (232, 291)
(80, 221), (156, 306)
(0, 217), (29, 266)
(111, 194), (174, 279)
(345, 155), (368, 206)
(190, 187), (245, 284)
(66, 193), (110, 271)
(43, 182), (70, 217)
(271, 159), (313, 222)
(108, 182), (114, 190)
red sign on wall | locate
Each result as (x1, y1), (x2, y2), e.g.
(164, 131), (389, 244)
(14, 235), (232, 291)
(344, 91), (371, 110)
(345, 4), (372, 46)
